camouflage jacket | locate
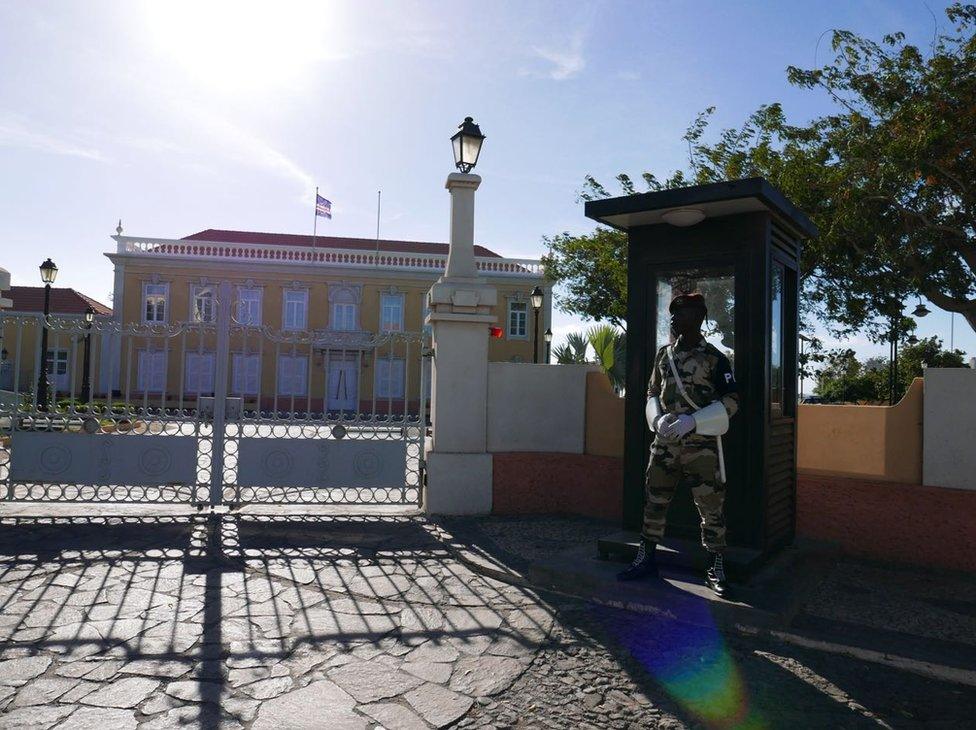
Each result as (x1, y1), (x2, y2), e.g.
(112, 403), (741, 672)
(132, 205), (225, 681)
(647, 335), (739, 425)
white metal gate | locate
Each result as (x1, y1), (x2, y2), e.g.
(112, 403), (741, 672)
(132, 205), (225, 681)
(0, 282), (428, 507)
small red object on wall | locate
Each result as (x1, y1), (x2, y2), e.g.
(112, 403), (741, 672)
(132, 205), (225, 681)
(489, 326), (503, 338)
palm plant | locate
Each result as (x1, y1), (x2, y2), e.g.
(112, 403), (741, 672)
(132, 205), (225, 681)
(587, 324), (626, 392)
(552, 331), (589, 364)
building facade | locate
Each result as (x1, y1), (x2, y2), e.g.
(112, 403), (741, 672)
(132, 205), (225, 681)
(0, 286), (112, 397)
(104, 228), (550, 415)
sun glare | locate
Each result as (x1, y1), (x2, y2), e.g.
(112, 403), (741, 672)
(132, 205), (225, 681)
(143, 1), (347, 93)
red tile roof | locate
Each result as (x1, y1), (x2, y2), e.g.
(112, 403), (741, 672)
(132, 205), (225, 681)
(6, 286), (112, 316)
(182, 229), (503, 259)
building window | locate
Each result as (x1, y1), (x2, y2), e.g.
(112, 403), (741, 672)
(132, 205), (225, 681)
(283, 290), (308, 330)
(191, 285), (216, 323)
(185, 352), (215, 394)
(237, 287), (262, 326)
(277, 354), (308, 396)
(232, 353), (260, 394)
(143, 283), (168, 323)
(46, 349), (69, 391)
(421, 293), (432, 334)
(375, 357), (405, 398)
(137, 350), (166, 392)
(380, 293), (404, 332)
(508, 300), (527, 338)
(332, 302), (357, 331)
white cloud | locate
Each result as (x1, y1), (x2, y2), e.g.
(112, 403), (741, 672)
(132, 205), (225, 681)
(531, 34), (586, 80)
(0, 116), (105, 162)
(126, 105), (320, 205)
(196, 112), (317, 201)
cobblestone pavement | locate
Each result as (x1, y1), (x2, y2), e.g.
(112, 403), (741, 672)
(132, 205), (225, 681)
(2, 512), (975, 729)
(0, 513), (554, 729)
(452, 516), (976, 729)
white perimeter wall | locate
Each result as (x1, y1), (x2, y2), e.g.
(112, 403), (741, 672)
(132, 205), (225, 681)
(486, 363), (600, 453)
(923, 368), (976, 490)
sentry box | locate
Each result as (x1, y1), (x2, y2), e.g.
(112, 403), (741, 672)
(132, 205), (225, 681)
(585, 178), (817, 569)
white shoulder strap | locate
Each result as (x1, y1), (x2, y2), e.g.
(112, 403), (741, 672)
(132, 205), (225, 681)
(667, 344), (726, 482)
(666, 345), (701, 410)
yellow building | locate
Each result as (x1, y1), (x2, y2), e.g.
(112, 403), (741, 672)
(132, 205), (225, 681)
(105, 228), (550, 415)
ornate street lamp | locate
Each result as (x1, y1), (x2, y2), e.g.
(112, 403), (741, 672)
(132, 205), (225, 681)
(913, 301), (930, 318)
(39, 258), (58, 285)
(451, 117), (485, 174)
(36, 258), (58, 410)
(81, 304), (95, 405)
(906, 334), (919, 345)
(544, 327), (553, 364)
(530, 286), (544, 364)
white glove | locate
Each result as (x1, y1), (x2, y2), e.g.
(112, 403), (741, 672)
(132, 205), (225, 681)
(660, 413), (695, 439)
(651, 415), (670, 433)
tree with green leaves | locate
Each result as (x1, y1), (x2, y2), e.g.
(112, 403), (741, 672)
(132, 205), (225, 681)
(815, 336), (968, 403)
(543, 3), (976, 342)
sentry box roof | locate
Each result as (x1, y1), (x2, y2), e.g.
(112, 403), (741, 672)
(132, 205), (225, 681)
(584, 177), (818, 241)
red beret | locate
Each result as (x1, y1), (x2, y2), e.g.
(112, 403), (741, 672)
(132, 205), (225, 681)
(669, 292), (707, 314)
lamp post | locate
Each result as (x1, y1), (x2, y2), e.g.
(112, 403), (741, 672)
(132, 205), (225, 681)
(443, 117), (486, 281)
(81, 304), (94, 405)
(425, 115), (498, 514)
(530, 286), (543, 364)
(450, 117), (485, 174)
(544, 328), (552, 364)
(36, 258), (58, 410)
(887, 300), (929, 405)
(887, 318), (899, 406)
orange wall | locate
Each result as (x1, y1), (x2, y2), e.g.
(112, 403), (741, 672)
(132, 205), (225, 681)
(584, 371), (624, 457)
(798, 473), (976, 573)
(492, 452), (622, 521)
(796, 377), (923, 483)
(582, 373), (923, 484)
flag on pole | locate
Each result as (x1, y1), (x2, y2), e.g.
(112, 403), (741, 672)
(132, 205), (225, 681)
(315, 193), (332, 219)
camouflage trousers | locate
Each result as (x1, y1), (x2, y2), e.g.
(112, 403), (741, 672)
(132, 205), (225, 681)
(642, 435), (726, 551)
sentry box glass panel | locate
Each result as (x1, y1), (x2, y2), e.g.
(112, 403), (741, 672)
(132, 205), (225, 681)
(585, 178), (816, 563)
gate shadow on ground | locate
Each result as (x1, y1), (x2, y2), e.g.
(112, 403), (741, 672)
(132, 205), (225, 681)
(0, 513), (564, 727)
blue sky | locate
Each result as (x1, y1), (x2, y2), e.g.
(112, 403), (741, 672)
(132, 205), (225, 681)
(1, 0), (971, 362)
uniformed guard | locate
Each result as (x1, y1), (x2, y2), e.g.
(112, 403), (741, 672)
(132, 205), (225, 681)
(617, 292), (739, 595)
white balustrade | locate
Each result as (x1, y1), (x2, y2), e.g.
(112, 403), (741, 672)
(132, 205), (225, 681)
(114, 236), (543, 277)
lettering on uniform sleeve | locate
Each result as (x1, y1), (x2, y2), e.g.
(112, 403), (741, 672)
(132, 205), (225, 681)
(715, 354), (737, 395)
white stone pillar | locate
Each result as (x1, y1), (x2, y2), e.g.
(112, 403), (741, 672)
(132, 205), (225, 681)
(424, 173), (498, 514)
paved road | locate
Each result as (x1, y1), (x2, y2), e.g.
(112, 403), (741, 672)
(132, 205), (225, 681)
(0, 511), (973, 729)
(0, 512), (549, 729)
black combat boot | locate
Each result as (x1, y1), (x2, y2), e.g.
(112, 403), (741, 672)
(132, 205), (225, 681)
(706, 551), (728, 597)
(617, 538), (659, 581)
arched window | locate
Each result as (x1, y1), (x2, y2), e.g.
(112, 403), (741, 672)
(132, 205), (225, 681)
(329, 285), (361, 331)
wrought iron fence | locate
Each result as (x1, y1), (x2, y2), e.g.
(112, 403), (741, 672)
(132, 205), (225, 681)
(0, 284), (429, 507)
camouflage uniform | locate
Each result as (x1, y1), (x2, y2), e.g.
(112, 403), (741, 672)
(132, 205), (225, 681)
(643, 335), (738, 551)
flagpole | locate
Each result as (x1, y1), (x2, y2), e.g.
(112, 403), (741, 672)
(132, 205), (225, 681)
(312, 186), (319, 253)
(374, 190), (381, 268)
